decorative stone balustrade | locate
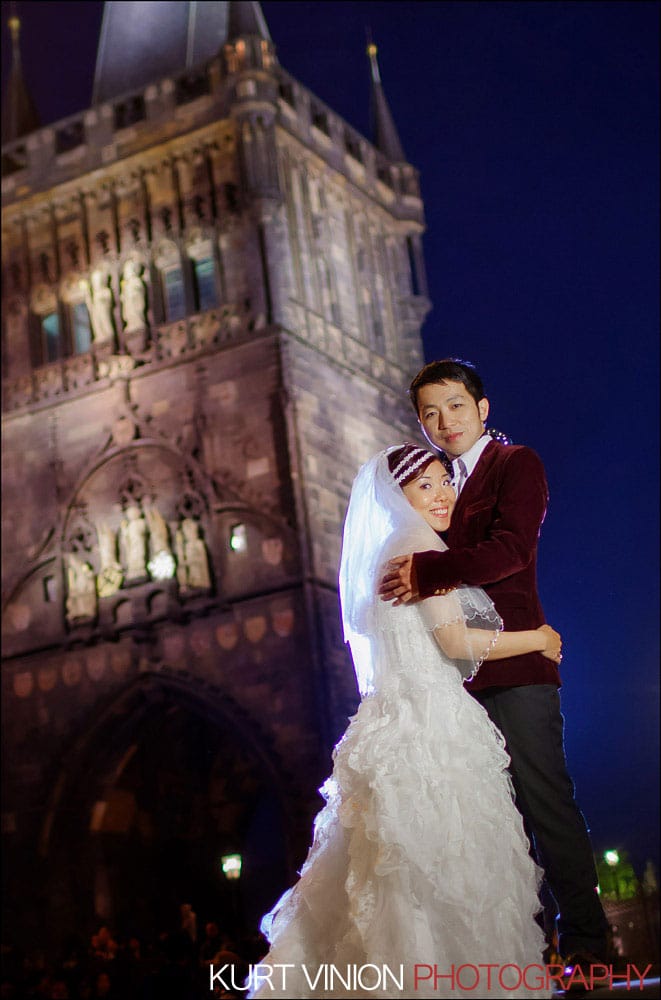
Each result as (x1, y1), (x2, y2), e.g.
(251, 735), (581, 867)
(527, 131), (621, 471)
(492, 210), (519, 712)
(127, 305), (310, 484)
(1, 61), (421, 220)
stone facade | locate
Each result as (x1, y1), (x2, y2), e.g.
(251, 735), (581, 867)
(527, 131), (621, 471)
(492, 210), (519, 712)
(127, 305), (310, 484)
(1, 16), (430, 945)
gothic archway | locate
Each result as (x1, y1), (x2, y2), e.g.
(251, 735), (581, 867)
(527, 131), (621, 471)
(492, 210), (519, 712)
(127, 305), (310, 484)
(38, 670), (296, 949)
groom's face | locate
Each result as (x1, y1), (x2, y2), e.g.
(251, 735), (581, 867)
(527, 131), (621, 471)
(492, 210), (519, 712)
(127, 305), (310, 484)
(416, 381), (489, 458)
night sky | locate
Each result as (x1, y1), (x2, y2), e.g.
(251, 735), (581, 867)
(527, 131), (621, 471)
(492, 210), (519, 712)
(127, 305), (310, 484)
(2, 2), (659, 875)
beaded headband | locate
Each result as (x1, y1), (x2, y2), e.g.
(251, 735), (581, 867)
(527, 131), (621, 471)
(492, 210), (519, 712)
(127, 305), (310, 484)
(391, 446), (436, 485)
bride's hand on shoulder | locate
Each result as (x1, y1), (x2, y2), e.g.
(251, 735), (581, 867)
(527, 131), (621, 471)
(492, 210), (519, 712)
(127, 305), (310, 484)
(537, 624), (562, 663)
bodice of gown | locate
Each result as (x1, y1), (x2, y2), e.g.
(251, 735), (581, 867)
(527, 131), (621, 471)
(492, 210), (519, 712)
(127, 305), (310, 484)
(370, 598), (466, 699)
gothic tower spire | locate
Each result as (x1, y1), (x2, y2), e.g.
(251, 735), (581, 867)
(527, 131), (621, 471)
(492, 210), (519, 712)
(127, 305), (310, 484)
(367, 41), (406, 163)
(226, 0), (272, 43)
(1, 6), (40, 143)
(93, 0), (272, 105)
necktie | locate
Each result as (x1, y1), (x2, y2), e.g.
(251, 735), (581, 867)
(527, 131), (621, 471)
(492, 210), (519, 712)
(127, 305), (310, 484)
(455, 458), (468, 494)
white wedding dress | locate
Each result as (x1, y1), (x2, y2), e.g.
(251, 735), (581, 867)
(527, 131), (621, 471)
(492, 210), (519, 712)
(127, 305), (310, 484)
(250, 452), (548, 999)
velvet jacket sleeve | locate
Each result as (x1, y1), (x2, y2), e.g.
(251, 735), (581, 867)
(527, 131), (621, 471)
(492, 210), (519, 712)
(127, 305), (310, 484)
(412, 446), (548, 597)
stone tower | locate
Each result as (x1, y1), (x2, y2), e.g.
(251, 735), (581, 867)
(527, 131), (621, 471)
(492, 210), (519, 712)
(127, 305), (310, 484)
(1, 1), (430, 946)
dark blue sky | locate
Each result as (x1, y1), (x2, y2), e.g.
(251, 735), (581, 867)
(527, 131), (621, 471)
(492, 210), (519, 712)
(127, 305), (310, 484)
(2, 1), (659, 874)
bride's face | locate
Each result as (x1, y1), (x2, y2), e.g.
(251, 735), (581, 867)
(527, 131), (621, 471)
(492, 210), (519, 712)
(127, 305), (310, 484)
(401, 459), (456, 532)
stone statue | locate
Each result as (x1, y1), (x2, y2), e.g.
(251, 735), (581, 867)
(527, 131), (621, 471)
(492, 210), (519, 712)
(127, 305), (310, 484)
(175, 524), (188, 588)
(119, 505), (147, 580)
(120, 260), (147, 331)
(175, 517), (211, 590)
(95, 522), (123, 597)
(183, 518), (212, 589)
(145, 503), (176, 579)
(86, 271), (115, 343)
(65, 553), (97, 621)
(145, 502), (170, 557)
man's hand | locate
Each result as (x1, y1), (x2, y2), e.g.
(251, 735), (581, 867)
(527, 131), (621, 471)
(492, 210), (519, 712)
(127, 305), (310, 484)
(378, 555), (416, 605)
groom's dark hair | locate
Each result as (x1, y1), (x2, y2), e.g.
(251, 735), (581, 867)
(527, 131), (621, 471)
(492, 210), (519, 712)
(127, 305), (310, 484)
(409, 358), (485, 413)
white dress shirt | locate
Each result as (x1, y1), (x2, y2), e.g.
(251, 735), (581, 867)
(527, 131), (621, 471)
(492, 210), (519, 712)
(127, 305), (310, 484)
(451, 433), (492, 494)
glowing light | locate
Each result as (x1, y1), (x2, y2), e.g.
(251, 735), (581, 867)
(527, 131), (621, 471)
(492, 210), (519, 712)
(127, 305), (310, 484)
(604, 849), (620, 867)
(148, 550), (176, 580)
(221, 853), (242, 880)
(230, 524), (247, 552)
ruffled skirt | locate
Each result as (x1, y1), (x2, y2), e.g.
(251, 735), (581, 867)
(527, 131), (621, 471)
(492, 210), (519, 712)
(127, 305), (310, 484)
(250, 677), (548, 998)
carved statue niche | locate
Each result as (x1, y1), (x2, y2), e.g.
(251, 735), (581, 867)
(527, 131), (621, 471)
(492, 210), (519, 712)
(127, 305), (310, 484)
(175, 517), (211, 592)
(85, 270), (115, 344)
(119, 504), (148, 582)
(120, 259), (148, 332)
(144, 502), (176, 580)
(95, 522), (123, 597)
(145, 502), (170, 556)
(65, 553), (97, 623)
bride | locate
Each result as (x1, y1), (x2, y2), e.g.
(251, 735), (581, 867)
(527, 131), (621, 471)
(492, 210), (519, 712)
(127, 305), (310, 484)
(249, 445), (559, 999)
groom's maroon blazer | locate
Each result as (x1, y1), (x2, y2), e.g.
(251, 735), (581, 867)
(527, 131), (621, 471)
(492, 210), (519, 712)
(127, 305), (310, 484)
(412, 438), (562, 691)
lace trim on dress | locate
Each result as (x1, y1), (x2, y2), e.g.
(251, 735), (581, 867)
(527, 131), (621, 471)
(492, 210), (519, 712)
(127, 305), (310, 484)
(430, 619), (502, 678)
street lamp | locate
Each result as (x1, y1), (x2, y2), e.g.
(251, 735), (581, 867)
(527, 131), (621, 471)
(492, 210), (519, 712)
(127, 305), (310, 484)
(604, 849), (621, 899)
(220, 853), (242, 881)
(220, 853), (243, 931)
(229, 525), (247, 552)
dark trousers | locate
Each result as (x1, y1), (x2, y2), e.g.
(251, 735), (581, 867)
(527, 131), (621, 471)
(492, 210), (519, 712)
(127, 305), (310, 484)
(473, 684), (609, 958)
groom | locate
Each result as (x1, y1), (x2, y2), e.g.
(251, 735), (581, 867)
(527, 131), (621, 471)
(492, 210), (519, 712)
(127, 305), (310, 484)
(379, 358), (608, 965)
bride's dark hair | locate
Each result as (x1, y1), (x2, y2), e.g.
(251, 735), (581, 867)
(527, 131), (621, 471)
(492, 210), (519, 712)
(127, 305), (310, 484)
(387, 443), (451, 487)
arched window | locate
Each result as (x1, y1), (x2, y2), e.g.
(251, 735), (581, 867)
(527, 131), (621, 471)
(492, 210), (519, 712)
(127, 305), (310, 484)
(42, 311), (61, 362)
(70, 301), (92, 353)
(188, 235), (219, 313)
(30, 285), (61, 366)
(61, 275), (93, 355)
(406, 236), (420, 296)
(319, 259), (341, 327)
(192, 256), (218, 312)
(162, 266), (186, 322)
(155, 240), (187, 323)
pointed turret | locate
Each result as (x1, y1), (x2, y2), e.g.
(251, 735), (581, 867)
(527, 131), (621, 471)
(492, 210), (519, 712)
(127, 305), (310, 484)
(93, 1), (273, 106)
(1, 11), (40, 144)
(222, 0), (279, 204)
(226, 0), (271, 43)
(222, 0), (276, 76)
(367, 42), (406, 163)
